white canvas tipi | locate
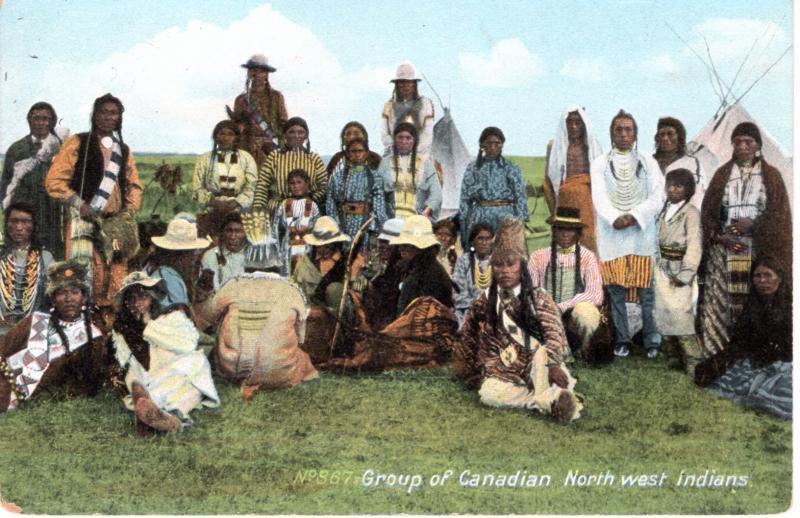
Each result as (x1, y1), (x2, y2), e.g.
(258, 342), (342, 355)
(689, 102), (792, 204)
(432, 108), (470, 219)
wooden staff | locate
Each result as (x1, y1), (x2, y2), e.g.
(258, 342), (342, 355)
(330, 216), (375, 354)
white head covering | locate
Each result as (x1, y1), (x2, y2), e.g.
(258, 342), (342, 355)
(546, 105), (603, 201)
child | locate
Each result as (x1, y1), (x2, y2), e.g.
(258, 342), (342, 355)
(282, 168), (320, 271)
(432, 217), (460, 277)
(654, 168), (703, 376)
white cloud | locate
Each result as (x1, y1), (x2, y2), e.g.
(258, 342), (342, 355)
(459, 38), (545, 88)
(0, 4), (396, 154)
(559, 58), (612, 82)
(643, 54), (681, 75)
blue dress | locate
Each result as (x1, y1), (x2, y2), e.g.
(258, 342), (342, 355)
(458, 156), (528, 245)
(326, 165), (387, 238)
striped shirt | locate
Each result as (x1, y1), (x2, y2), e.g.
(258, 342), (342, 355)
(252, 148), (327, 216)
(528, 246), (603, 313)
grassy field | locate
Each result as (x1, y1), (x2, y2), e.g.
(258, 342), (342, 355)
(0, 153), (792, 514)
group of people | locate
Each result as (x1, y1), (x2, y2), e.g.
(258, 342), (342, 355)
(0, 54), (792, 430)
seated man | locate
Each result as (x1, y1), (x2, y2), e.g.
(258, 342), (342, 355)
(199, 211), (249, 292)
(0, 261), (107, 413)
(455, 218), (582, 424)
(207, 240), (318, 399)
(527, 207), (603, 360)
(0, 201), (55, 335)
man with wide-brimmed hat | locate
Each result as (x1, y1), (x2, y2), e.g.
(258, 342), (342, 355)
(111, 270), (219, 433)
(380, 62), (435, 160)
(290, 216), (358, 308)
(0, 260), (107, 413)
(528, 207), (604, 361)
(456, 218), (582, 424)
(146, 217), (210, 307)
(232, 53), (288, 156)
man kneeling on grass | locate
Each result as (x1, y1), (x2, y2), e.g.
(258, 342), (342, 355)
(0, 261), (107, 413)
(454, 218), (582, 424)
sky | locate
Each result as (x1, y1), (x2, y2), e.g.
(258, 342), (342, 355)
(0, 0), (793, 157)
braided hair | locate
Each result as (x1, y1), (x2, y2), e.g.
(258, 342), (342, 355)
(392, 122), (418, 191)
(466, 222), (494, 282)
(283, 117), (311, 154)
(209, 120), (241, 171)
(486, 260), (545, 344)
(549, 232), (583, 302)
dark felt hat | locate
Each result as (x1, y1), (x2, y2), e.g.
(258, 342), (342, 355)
(547, 206), (585, 229)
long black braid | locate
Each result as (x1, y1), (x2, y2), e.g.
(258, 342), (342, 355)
(392, 122), (418, 192)
(487, 260), (546, 344)
(549, 237), (583, 302)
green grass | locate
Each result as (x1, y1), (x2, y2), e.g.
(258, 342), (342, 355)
(0, 359), (791, 514)
(0, 154), (791, 514)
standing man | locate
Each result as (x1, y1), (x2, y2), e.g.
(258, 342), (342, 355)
(590, 110), (664, 358)
(232, 54), (288, 157)
(380, 62), (435, 160)
(543, 105), (603, 252)
(46, 93), (142, 307)
(1, 102), (69, 257)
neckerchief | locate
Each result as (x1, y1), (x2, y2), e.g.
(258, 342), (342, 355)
(88, 136), (124, 212)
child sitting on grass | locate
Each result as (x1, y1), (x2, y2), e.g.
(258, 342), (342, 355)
(654, 169), (703, 376)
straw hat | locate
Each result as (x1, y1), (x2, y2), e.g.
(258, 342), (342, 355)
(547, 206), (585, 230)
(303, 216), (350, 246)
(151, 217), (210, 250)
(391, 62), (421, 82)
(389, 215), (439, 249)
(378, 217), (406, 241)
(241, 54), (277, 72)
(113, 271), (165, 307)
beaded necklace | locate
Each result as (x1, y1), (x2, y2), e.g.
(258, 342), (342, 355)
(0, 248), (41, 317)
(473, 256), (492, 290)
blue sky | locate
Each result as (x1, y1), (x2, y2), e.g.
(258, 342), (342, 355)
(0, 0), (793, 157)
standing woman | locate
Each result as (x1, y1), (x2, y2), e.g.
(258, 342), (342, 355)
(699, 122), (791, 357)
(379, 122), (442, 221)
(252, 117), (327, 217)
(458, 127), (528, 246)
(326, 138), (387, 239)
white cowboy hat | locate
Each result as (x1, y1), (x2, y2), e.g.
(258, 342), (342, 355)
(378, 217), (406, 241)
(389, 215), (439, 249)
(151, 217), (210, 251)
(303, 216), (351, 247)
(241, 53), (277, 72)
(113, 270), (165, 307)
(390, 62), (421, 82)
